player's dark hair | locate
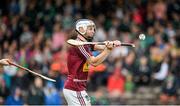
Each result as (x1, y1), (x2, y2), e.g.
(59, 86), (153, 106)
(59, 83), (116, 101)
(68, 29), (77, 40)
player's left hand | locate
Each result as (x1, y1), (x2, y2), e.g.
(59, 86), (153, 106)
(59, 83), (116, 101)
(104, 41), (114, 50)
(113, 40), (121, 47)
(0, 59), (11, 66)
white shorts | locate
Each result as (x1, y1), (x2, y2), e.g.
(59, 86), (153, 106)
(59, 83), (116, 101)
(63, 88), (91, 106)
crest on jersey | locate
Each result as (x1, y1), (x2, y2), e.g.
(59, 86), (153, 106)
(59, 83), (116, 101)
(83, 61), (89, 72)
(85, 95), (90, 102)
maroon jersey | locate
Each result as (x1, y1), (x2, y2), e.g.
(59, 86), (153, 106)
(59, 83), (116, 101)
(64, 40), (93, 91)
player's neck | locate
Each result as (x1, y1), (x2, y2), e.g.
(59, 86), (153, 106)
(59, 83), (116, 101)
(77, 34), (87, 42)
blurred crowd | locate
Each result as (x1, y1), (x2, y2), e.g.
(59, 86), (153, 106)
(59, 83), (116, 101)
(0, 0), (180, 105)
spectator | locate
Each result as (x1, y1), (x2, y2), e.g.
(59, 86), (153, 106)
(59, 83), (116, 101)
(44, 82), (62, 105)
(122, 51), (136, 75)
(26, 77), (44, 105)
(107, 61), (125, 98)
(134, 56), (151, 86)
(20, 24), (33, 45)
(160, 72), (178, 104)
(125, 74), (135, 92)
(153, 57), (169, 85)
(153, 0), (167, 21)
(51, 22), (67, 51)
(0, 76), (10, 104)
(5, 87), (24, 105)
(11, 69), (30, 92)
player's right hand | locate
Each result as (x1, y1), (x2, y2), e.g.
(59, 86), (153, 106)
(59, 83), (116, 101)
(0, 59), (11, 66)
(113, 40), (121, 47)
(104, 41), (114, 50)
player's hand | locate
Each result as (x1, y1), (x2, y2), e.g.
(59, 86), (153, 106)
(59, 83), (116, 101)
(113, 40), (121, 47)
(0, 59), (11, 66)
(104, 41), (114, 50)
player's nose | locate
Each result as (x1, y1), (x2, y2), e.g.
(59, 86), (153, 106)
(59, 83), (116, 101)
(92, 29), (95, 34)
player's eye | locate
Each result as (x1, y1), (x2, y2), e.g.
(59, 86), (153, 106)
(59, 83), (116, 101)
(90, 28), (93, 30)
(90, 28), (94, 30)
(88, 26), (95, 32)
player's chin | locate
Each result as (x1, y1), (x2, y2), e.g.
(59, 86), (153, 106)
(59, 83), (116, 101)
(90, 34), (94, 37)
(88, 35), (94, 39)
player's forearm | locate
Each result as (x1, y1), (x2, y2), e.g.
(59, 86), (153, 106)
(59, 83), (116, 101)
(88, 48), (111, 66)
(94, 45), (106, 51)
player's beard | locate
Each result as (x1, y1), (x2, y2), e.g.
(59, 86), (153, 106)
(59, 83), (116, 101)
(76, 30), (94, 42)
(84, 32), (94, 42)
(86, 36), (93, 42)
(82, 34), (94, 42)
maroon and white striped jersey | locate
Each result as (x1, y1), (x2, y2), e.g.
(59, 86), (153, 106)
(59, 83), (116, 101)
(64, 39), (93, 91)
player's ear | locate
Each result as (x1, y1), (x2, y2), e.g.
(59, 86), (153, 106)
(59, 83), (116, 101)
(79, 27), (86, 34)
